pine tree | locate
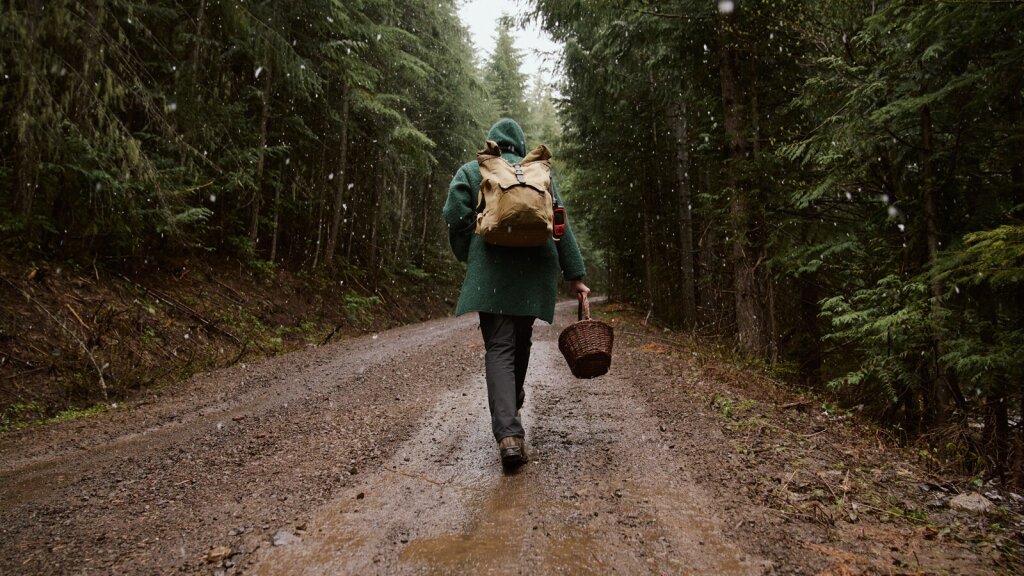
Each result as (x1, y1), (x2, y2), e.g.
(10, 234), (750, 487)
(483, 21), (529, 122)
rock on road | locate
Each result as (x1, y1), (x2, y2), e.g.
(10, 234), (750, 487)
(1, 301), (765, 574)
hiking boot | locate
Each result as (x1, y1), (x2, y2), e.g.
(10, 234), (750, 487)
(498, 436), (528, 467)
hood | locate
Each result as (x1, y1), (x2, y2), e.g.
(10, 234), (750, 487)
(486, 118), (527, 157)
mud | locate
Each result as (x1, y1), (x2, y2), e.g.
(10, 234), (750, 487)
(254, 314), (764, 574)
(0, 301), (1015, 574)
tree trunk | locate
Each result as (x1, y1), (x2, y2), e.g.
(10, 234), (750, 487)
(312, 191), (324, 269)
(14, 3), (41, 220)
(270, 179), (289, 262)
(189, 0), (206, 85)
(1007, 88), (1024, 453)
(323, 82), (350, 267)
(311, 147), (326, 269)
(1010, 79), (1023, 204)
(369, 169), (383, 282)
(992, 398), (1010, 484)
(921, 105), (950, 426)
(346, 204), (357, 263)
(718, 8), (767, 357)
(395, 169), (408, 263)
(748, 49), (761, 159)
(672, 100), (697, 329)
(14, 101), (37, 218)
(640, 180), (655, 313)
(695, 165), (722, 328)
(249, 67), (271, 246)
(798, 273), (822, 386)
(419, 171), (434, 266)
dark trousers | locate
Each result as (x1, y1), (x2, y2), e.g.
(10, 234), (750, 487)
(479, 312), (535, 440)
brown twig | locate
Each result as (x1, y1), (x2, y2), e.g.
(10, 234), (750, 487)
(117, 273), (241, 347)
(206, 271), (246, 305)
(320, 325), (344, 346)
(1, 276), (108, 400)
(0, 351), (36, 369)
(6, 366), (46, 380)
(65, 302), (89, 330)
(229, 341), (250, 365)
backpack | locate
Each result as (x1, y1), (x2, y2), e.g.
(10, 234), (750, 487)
(475, 140), (565, 247)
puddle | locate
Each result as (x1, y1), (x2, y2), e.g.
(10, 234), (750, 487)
(402, 526), (604, 575)
(400, 472), (605, 574)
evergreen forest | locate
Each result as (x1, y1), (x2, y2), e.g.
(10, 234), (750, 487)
(1, 0), (1022, 484)
(531, 0), (1024, 484)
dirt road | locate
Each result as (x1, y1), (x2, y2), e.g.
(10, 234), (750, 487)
(253, 305), (764, 575)
(0, 302), (1010, 574)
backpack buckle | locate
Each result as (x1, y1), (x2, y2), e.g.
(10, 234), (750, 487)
(514, 164), (526, 184)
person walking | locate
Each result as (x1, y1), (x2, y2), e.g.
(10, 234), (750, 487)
(443, 118), (589, 468)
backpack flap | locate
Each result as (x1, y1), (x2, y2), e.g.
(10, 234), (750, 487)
(476, 143), (555, 247)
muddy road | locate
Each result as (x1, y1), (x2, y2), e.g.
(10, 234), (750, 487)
(0, 302), (1009, 574)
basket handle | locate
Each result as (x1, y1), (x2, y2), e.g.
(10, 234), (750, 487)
(577, 293), (591, 321)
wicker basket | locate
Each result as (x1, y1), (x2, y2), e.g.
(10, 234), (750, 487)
(558, 294), (614, 379)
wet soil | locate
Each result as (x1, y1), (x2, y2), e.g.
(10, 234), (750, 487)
(1, 301), (1019, 574)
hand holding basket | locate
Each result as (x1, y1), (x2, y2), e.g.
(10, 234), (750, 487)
(558, 294), (614, 379)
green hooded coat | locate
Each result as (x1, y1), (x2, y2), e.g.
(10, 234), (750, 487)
(443, 119), (586, 324)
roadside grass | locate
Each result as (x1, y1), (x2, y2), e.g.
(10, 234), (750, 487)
(1, 400), (113, 432)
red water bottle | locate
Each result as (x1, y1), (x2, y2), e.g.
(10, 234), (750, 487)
(553, 207), (567, 240)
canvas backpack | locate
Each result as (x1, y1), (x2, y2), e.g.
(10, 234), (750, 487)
(475, 140), (564, 247)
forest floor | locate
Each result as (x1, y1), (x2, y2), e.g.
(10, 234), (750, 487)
(0, 254), (455, 428)
(1, 299), (1021, 574)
